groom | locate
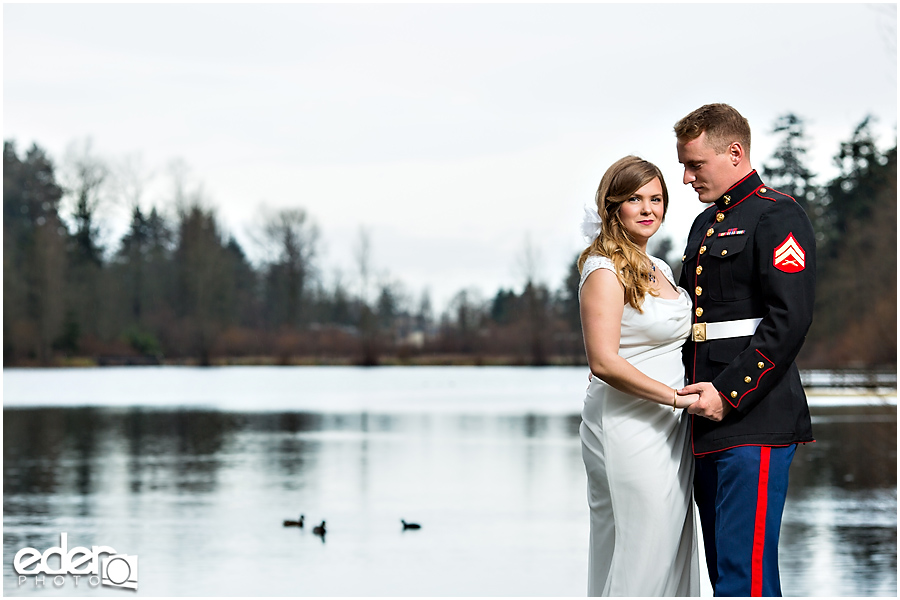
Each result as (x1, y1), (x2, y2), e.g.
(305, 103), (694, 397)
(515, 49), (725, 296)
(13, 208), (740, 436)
(674, 104), (816, 596)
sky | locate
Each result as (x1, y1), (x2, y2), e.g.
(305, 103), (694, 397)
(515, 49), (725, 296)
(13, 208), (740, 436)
(4, 3), (897, 313)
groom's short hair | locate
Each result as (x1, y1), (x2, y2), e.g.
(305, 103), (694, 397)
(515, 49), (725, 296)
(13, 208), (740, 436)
(674, 104), (751, 155)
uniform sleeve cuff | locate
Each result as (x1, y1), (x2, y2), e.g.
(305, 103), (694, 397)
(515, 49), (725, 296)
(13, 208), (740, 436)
(719, 390), (740, 409)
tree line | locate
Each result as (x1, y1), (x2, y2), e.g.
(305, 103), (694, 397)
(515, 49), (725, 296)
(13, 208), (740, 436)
(4, 114), (895, 368)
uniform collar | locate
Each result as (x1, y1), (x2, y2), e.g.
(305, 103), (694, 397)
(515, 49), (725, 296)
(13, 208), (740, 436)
(715, 170), (763, 211)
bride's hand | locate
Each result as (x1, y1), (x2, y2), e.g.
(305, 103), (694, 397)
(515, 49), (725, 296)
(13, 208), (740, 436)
(675, 393), (700, 409)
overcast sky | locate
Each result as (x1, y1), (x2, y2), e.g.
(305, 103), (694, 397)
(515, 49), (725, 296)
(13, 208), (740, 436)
(4, 3), (897, 312)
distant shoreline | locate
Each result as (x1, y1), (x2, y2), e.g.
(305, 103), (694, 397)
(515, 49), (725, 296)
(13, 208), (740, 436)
(5, 354), (590, 369)
(5, 355), (896, 376)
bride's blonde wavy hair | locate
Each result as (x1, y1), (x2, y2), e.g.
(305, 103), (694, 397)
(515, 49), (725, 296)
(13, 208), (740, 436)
(578, 155), (669, 312)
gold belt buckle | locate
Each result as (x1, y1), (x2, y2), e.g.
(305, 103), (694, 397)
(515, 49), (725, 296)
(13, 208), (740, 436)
(692, 323), (707, 342)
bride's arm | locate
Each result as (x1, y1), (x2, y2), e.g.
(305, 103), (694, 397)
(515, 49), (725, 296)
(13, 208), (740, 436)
(580, 268), (697, 409)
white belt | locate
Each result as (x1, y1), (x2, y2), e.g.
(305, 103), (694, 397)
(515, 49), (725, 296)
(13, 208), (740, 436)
(692, 318), (762, 342)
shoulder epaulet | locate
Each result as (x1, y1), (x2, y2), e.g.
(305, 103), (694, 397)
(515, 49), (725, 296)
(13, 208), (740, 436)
(755, 186), (795, 202)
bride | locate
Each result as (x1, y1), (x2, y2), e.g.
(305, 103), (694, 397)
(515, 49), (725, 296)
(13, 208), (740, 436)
(578, 156), (700, 596)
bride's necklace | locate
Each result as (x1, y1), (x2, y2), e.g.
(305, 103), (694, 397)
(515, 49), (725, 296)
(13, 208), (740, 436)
(646, 262), (657, 284)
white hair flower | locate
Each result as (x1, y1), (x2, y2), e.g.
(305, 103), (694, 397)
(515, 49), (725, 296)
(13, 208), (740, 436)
(580, 205), (602, 244)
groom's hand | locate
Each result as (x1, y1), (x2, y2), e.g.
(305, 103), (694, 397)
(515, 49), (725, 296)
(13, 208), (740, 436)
(679, 382), (732, 421)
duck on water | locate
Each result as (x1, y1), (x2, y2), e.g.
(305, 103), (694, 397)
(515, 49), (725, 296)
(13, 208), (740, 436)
(283, 514), (304, 528)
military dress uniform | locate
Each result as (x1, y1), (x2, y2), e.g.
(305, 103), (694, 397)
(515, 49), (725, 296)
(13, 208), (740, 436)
(678, 170), (816, 597)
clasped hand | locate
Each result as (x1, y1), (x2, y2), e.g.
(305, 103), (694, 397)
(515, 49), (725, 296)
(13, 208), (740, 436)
(677, 382), (732, 421)
(588, 371), (703, 411)
(674, 392), (700, 410)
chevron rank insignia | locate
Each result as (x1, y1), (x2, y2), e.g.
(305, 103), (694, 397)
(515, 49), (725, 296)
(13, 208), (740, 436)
(773, 233), (805, 273)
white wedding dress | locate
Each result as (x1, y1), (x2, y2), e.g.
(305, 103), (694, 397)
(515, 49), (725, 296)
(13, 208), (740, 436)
(579, 255), (700, 597)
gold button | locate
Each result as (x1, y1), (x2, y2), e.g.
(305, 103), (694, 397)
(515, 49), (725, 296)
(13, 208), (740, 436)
(695, 307), (704, 317)
(744, 376), (752, 383)
(696, 266), (703, 275)
(699, 245), (707, 254)
(695, 286), (703, 296)
(758, 362), (764, 369)
(716, 213), (725, 222)
(760, 188), (767, 193)
(706, 228), (715, 237)
(731, 391), (738, 398)
(721, 249), (728, 256)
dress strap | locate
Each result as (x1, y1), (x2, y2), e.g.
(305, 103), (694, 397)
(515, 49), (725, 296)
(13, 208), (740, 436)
(579, 255), (617, 298)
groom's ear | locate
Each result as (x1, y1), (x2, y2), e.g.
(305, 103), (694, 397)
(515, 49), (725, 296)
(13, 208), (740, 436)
(727, 141), (745, 166)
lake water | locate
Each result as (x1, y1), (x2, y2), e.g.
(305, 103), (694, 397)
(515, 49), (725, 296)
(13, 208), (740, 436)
(3, 366), (897, 596)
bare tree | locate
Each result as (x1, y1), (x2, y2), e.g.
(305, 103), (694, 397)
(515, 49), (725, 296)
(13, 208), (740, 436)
(867, 4), (896, 79)
(115, 152), (153, 213)
(353, 226), (374, 306)
(445, 287), (487, 356)
(61, 137), (110, 265)
(167, 158), (194, 212)
(352, 227), (380, 365)
(516, 232), (543, 287)
(56, 138), (119, 345)
(253, 206), (320, 328)
(515, 233), (550, 365)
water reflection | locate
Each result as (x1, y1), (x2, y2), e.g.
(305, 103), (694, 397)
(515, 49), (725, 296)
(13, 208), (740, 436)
(3, 404), (896, 596)
(779, 404), (897, 597)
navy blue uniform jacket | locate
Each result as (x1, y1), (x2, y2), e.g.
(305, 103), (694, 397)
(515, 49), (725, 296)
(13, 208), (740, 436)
(679, 170), (816, 455)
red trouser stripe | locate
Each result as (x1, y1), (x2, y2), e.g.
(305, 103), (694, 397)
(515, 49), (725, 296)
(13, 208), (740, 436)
(751, 446), (771, 596)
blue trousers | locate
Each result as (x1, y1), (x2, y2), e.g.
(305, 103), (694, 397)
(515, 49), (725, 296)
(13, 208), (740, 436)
(694, 444), (796, 597)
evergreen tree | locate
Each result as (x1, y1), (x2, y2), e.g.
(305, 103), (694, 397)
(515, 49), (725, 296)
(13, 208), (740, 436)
(415, 289), (433, 334)
(819, 116), (887, 252)
(328, 272), (354, 326)
(761, 113), (818, 212)
(223, 236), (260, 329)
(376, 281), (403, 332)
(802, 117), (896, 367)
(489, 289), (519, 325)
(116, 205), (151, 321)
(58, 140), (113, 347)
(560, 255), (581, 334)
(3, 141), (68, 362)
(172, 205), (233, 364)
(521, 281), (550, 366)
(62, 139), (108, 267)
